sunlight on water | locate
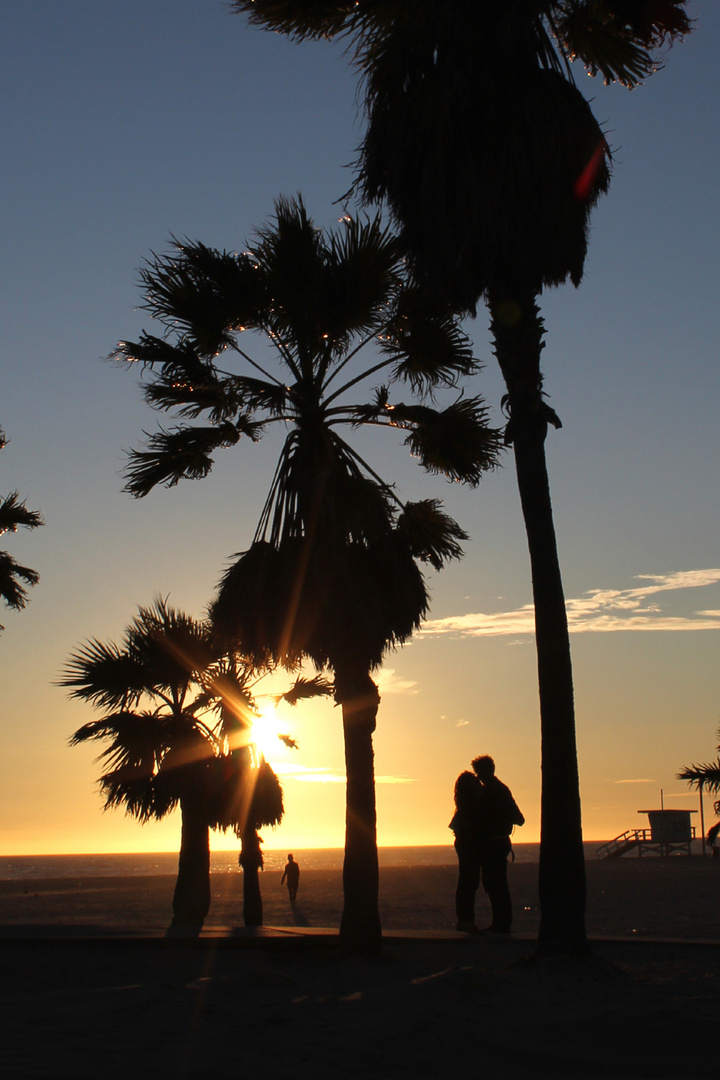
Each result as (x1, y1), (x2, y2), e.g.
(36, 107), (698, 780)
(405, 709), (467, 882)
(0, 843), (613, 879)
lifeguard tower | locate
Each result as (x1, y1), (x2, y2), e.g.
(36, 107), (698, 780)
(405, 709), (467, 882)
(597, 808), (697, 859)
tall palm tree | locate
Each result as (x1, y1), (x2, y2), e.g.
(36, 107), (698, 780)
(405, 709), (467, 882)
(1, 426), (43, 632)
(679, 729), (720, 817)
(63, 598), (308, 932)
(114, 197), (501, 952)
(231, 0), (691, 957)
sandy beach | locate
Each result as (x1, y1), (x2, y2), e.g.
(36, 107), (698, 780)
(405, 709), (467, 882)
(2, 857), (718, 1078)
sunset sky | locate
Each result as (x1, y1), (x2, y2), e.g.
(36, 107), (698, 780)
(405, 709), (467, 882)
(1, 1), (718, 857)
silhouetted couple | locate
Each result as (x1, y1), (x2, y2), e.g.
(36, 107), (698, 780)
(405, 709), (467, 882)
(450, 755), (524, 934)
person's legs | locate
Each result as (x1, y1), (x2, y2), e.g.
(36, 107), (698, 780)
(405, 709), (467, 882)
(480, 840), (512, 932)
(455, 841), (481, 928)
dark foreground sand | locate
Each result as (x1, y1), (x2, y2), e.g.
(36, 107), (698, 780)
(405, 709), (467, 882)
(1, 858), (718, 1078)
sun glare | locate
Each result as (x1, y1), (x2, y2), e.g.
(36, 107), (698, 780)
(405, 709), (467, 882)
(251, 703), (293, 765)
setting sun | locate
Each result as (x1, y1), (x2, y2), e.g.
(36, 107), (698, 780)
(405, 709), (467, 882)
(250, 702), (296, 765)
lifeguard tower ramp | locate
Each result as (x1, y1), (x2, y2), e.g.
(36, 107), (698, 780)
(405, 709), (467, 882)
(597, 809), (696, 859)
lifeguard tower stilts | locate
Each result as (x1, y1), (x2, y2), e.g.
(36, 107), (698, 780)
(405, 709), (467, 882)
(597, 808), (697, 859)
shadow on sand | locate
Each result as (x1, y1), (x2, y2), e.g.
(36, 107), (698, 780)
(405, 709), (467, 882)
(290, 905), (310, 927)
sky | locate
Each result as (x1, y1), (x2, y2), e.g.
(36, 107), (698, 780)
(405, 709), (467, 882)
(1, 1), (718, 857)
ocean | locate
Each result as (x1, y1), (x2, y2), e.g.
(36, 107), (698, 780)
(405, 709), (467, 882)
(0, 842), (609, 880)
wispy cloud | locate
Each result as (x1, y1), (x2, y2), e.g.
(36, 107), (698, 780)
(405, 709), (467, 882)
(421, 569), (720, 638)
(271, 764), (343, 783)
(273, 763), (416, 785)
(614, 778), (656, 785)
(377, 668), (418, 695)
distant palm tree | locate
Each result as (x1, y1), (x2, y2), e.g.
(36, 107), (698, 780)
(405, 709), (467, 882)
(231, 0), (692, 958)
(679, 729), (720, 817)
(1, 427), (43, 632)
(114, 196), (501, 953)
(63, 598), (326, 931)
(211, 661), (332, 926)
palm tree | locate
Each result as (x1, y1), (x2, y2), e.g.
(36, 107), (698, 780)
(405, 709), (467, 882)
(212, 662), (332, 926)
(63, 598), (310, 932)
(679, 729), (720, 818)
(113, 197), (501, 953)
(230, 0), (691, 958)
(1, 427), (43, 632)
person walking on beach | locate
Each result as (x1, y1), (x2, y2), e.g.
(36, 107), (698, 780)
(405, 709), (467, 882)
(281, 853), (300, 905)
(472, 755), (525, 934)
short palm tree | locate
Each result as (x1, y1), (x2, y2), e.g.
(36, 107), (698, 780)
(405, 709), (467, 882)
(679, 729), (720, 817)
(231, 0), (692, 958)
(114, 196), (501, 953)
(63, 598), (319, 932)
(1, 426), (43, 632)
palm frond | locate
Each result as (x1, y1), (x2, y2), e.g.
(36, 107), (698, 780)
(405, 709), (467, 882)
(396, 499), (467, 571)
(555, 0), (693, 88)
(71, 709), (167, 765)
(249, 195), (333, 367)
(127, 597), (218, 692)
(359, 395), (503, 486)
(321, 213), (403, 355)
(231, 2), (354, 41)
(60, 639), (146, 709)
(274, 673), (334, 706)
(139, 240), (265, 356)
(381, 286), (478, 392)
(0, 492), (44, 535)
(677, 761), (720, 794)
(141, 375), (239, 422)
(0, 552), (40, 612)
(112, 333), (210, 377)
(123, 421), (253, 497)
(231, 374), (290, 415)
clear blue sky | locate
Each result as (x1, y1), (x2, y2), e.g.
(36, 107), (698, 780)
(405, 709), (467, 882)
(1, 1), (718, 855)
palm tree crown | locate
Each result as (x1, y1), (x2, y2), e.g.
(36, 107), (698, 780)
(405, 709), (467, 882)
(116, 197), (501, 674)
(63, 597), (283, 831)
(232, 2), (690, 312)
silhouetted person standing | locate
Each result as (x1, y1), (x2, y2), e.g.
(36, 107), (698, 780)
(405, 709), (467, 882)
(281, 853), (300, 905)
(472, 755), (524, 933)
(449, 770), (484, 932)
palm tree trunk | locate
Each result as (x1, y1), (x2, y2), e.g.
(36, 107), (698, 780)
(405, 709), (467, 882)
(335, 667), (382, 956)
(489, 291), (589, 958)
(239, 828), (264, 927)
(168, 799), (211, 934)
